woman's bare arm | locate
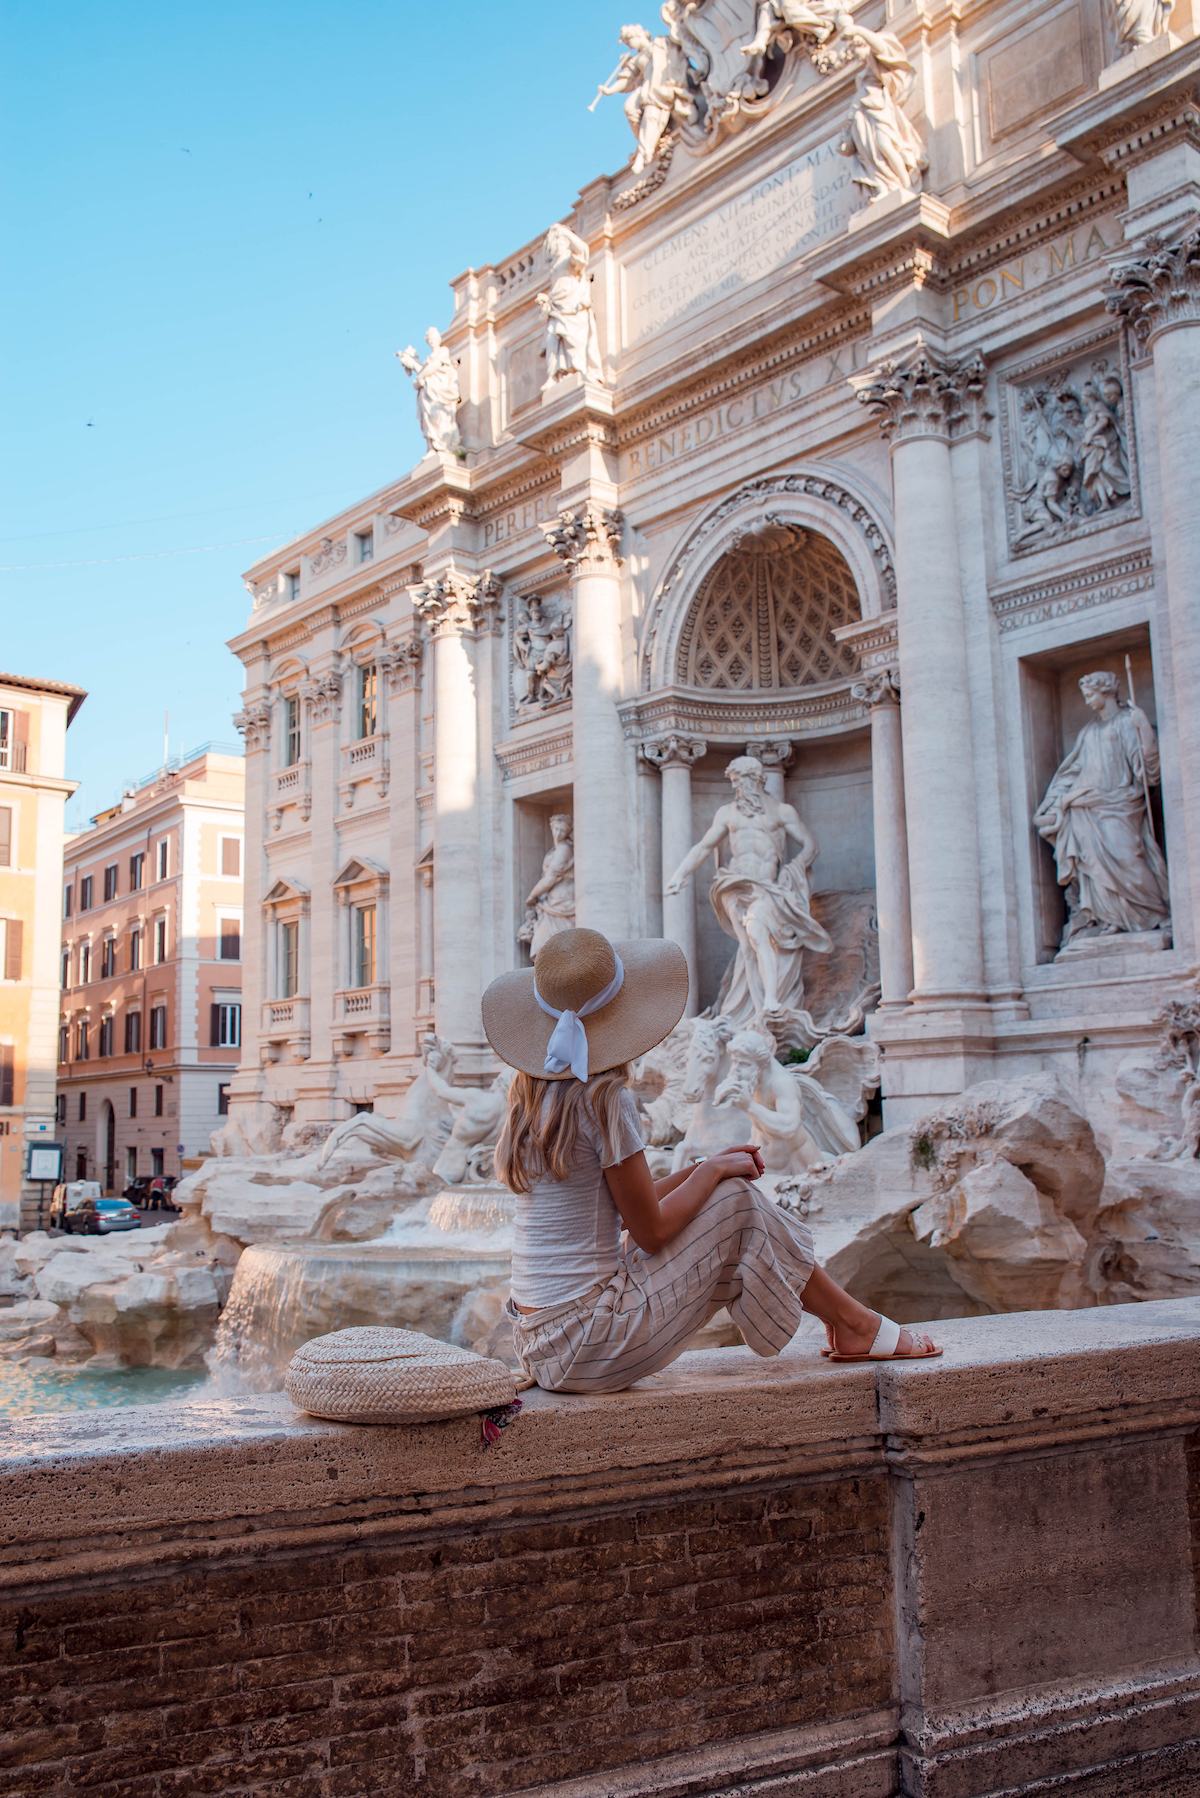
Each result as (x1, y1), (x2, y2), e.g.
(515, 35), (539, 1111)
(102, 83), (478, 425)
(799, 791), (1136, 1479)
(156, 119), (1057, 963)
(605, 1144), (764, 1254)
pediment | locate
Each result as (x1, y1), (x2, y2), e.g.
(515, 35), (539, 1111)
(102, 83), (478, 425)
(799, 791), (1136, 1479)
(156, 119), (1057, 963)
(263, 876), (310, 904)
(333, 856), (388, 889)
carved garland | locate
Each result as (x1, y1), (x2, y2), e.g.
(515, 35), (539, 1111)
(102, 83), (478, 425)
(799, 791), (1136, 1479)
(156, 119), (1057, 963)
(641, 475), (895, 694)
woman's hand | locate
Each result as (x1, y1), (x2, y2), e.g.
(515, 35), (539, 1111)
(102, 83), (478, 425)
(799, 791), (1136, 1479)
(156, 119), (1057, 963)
(704, 1143), (764, 1182)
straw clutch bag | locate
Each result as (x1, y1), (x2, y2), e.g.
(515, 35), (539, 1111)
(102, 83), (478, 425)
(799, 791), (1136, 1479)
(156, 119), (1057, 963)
(284, 1326), (517, 1425)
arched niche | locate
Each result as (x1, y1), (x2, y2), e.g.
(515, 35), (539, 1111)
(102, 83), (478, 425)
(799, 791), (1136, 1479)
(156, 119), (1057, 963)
(675, 521), (862, 692)
(640, 470), (893, 694)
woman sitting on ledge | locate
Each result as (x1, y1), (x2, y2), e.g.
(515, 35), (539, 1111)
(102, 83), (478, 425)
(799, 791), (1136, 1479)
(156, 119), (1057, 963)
(483, 928), (940, 1394)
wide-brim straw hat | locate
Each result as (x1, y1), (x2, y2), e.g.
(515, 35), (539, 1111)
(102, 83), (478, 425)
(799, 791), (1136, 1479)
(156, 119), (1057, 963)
(482, 928), (689, 1081)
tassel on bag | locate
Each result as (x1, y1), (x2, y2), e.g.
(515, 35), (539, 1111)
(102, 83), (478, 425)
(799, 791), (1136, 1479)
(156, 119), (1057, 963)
(480, 1397), (524, 1447)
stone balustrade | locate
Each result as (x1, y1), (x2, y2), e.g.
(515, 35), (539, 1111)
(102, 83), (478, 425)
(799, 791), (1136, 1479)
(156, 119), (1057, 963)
(3, 1303), (1200, 1796)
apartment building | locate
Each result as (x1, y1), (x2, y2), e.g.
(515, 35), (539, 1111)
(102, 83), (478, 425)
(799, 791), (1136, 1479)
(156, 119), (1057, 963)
(0, 671), (85, 1231)
(58, 747), (244, 1192)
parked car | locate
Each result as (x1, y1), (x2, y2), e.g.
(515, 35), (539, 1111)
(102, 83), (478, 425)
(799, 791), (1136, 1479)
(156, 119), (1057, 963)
(123, 1177), (154, 1206)
(49, 1181), (101, 1231)
(62, 1196), (142, 1235)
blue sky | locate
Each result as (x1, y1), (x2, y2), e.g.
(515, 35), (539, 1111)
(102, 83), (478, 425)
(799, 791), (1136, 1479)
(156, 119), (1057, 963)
(1, 1), (635, 827)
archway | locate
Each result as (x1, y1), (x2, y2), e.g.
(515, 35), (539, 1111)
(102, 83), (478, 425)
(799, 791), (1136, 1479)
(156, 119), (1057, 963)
(674, 521), (862, 691)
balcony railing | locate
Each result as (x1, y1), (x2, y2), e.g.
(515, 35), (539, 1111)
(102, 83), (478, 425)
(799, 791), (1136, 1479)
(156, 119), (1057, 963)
(0, 743), (28, 773)
(332, 983), (390, 1055)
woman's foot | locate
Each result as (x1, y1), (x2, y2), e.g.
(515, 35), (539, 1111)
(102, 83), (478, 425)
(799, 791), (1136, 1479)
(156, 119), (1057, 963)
(824, 1313), (939, 1360)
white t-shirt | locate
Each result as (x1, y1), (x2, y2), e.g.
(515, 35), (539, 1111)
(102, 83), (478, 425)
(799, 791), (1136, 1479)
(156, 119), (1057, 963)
(509, 1089), (646, 1310)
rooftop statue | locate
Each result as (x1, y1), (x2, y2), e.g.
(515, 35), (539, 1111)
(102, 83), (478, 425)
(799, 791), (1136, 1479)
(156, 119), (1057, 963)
(1110, 0), (1173, 48)
(590, 23), (698, 173)
(396, 328), (462, 459)
(536, 224), (604, 386)
(831, 10), (927, 197)
(664, 754), (832, 1029)
(1034, 670), (1171, 948)
(740, 0), (836, 60)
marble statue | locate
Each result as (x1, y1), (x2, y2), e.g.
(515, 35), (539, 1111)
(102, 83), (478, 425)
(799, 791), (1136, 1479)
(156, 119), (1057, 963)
(396, 329), (462, 458)
(316, 1035), (453, 1183)
(664, 755), (832, 1028)
(518, 814), (576, 959)
(1078, 379), (1132, 511)
(1110, 0), (1173, 47)
(714, 1028), (860, 1170)
(424, 1066), (514, 1186)
(669, 1017), (753, 1171)
(741, 0), (836, 60)
(832, 11), (927, 198)
(590, 24), (697, 173)
(512, 594), (572, 714)
(1034, 671), (1170, 946)
(537, 225), (604, 386)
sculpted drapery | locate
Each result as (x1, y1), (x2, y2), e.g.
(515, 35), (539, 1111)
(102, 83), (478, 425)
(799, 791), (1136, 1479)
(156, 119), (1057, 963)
(1034, 672), (1170, 945)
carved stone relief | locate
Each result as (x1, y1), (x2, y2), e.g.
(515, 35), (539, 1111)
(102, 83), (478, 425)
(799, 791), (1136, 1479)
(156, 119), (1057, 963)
(309, 537), (347, 578)
(511, 592), (572, 722)
(999, 332), (1139, 559)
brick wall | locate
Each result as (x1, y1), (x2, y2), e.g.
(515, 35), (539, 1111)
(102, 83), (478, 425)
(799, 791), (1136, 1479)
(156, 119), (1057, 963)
(0, 1475), (891, 1798)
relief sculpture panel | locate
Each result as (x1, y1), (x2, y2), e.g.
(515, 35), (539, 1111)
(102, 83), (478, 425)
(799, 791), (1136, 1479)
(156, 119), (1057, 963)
(1000, 332), (1139, 559)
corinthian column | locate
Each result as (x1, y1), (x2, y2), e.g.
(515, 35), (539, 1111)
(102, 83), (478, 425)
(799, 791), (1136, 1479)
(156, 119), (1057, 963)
(640, 735), (707, 1014)
(413, 571), (498, 1053)
(851, 670), (914, 1008)
(544, 505), (632, 937)
(1108, 227), (1200, 949)
(857, 346), (986, 1005)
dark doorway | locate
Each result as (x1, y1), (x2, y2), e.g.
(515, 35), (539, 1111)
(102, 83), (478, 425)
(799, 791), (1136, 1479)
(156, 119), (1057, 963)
(104, 1103), (116, 1194)
(75, 1149), (87, 1180)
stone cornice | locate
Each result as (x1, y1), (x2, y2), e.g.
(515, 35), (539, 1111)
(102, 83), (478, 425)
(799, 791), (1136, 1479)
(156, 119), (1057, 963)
(990, 546), (1155, 633)
(494, 727), (574, 783)
(619, 683), (869, 745)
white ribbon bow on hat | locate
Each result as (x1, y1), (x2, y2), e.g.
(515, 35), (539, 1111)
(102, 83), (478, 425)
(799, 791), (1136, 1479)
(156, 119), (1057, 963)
(534, 953), (625, 1082)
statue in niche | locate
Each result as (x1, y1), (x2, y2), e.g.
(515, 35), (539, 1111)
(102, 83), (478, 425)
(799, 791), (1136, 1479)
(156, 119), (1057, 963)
(1110, 0), (1173, 48)
(830, 11), (927, 197)
(518, 814), (576, 960)
(536, 225), (603, 386)
(1034, 670), (1171, 948)
(664, 754), (832, 1029)
(512, 593), (572, 715)
(396, 328), (462, 458)
(590, 23), (697, 173)
(1010, 361), (1133, 549)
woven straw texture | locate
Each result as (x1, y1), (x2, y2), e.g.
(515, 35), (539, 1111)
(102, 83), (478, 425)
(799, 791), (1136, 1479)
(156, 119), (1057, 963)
(283, 1327), (517, 1425)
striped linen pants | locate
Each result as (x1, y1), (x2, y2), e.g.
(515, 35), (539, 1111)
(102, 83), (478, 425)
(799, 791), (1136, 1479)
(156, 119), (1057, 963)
(506, 1178), (816, 1395)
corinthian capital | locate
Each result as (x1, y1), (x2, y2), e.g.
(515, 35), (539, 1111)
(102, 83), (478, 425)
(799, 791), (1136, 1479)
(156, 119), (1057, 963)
(857, 343), (990, 444)
(744, 738), (794, 772)
(414, 569), (503, 639)
(543, 505), (624, 574)
(233, 699), (272, 753)
(1106, 222), (1200, 347)
(640, 734), (707, 772)
(379, 637), (423, 693)
(851, 669), (901, 708)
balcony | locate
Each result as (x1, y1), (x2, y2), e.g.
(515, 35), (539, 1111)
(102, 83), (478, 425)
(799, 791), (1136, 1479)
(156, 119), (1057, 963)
(0, 742), (28, 773)
(331, 983), (390, 1056)
(271, 761), (311, 830)
(260, 996), (311, 1064)
(339, 736), (388, 812)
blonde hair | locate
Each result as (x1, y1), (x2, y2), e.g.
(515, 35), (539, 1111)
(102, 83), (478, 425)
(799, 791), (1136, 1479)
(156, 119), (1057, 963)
(494, 1065), (631, 1196)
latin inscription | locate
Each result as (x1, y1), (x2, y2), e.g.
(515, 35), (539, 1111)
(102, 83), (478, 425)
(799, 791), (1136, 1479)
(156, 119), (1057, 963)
(483, 492), (556, 550)
(623, 139), (862, 344)
(951, 217), (1114, 323)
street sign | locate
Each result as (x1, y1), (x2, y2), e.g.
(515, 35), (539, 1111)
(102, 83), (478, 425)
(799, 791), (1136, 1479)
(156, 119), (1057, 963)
(176, 1144), (185, 1154)
(27, 1142), (63, 1183)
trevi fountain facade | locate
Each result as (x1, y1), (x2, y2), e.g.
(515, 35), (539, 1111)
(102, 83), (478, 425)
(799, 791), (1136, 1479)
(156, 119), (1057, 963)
(14, 0), (1200, 1378)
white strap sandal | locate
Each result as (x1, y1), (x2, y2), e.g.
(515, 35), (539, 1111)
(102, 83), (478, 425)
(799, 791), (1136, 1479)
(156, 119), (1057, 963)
(825, 1313), (942, 1363)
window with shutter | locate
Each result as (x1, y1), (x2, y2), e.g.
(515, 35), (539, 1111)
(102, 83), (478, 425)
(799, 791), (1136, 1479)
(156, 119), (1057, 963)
(221, 837), (241, 878)
(125, 1012), (141, 1054)
(4, 919), (22, 982)
(220, 918), (241, 961)
(210, 1003), (220, 1048)
(0, 808), (10, 868)
(0, 1044), (13, 1108)
(13, 709), (29, 773)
